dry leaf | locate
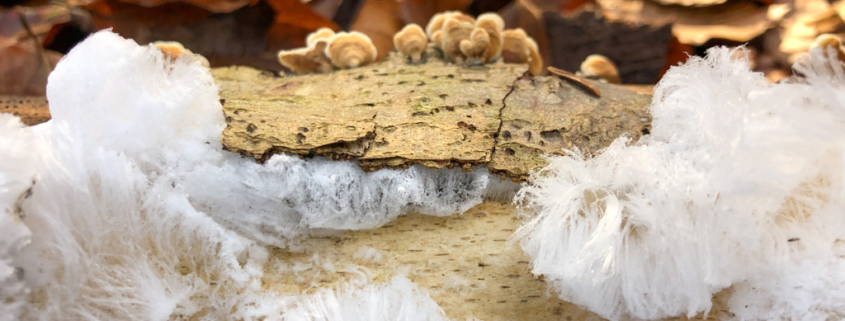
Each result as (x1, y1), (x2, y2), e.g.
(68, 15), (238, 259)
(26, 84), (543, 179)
(399, 0), (472, 27)
(109, 0), (259, 13)
(649, 0), (726, 7)
(266, 0), (340, 49)
(0, 5), (69, 95)
(598, 0), (777, 46)
(84, 0), (337, 70)
(779, 0), (845, 61)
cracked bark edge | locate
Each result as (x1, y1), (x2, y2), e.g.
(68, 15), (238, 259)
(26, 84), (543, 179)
(215, 49), (652, 182)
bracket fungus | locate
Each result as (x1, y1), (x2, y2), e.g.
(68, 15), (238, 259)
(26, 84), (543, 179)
(475, 13), (505, 63)
(426, 11), (475, 39)
(393, 24), (428, 63)
(152, 41), (210, 67)
(579, 54), (621, 84)
(277, 28), (337, 75)
(431, 30), (444, 49)
(501, 28), (543, 76)
(811, 34), (845, 63)
(441, 17), (475, 63)
(422, 11), (540, 74)
(459, 28), (491, 64)
(325, 31), (378, 69)
(306, 27), (337, 47)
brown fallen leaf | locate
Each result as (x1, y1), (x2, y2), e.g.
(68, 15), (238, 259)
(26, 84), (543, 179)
(399, 0), (472, 27)
(0, 5), (69, 95)
(597, 0), (778, 46)
(544, 10), (673, 84)
(107, 0), (258, 13)
(83, 0), (337, 70)
(349, 0), (404, 61)
(779, 0), (845, 63)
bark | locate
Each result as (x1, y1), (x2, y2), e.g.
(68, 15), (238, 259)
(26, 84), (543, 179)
(1, 95), (51, 126)
(214, 49), (652, 182)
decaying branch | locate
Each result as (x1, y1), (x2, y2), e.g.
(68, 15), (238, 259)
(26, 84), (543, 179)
(214, 48), (652, 182)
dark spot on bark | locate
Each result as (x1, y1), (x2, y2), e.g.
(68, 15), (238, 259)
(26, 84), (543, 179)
(457, 121), (477, 131)
(246, 123), (257, 133)
(540, 129), (562, 143)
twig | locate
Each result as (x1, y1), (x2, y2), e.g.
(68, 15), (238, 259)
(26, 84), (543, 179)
(547, 66), (601, 97)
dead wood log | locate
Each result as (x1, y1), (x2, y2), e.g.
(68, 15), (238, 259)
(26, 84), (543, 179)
(214, 49), (652, 182)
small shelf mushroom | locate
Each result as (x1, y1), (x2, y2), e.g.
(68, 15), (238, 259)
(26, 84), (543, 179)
(810, 34), (845, 63)
(475, 13), (504, 63)
(325, 31), (378, 69)
(459, 28), (490, 64)
(579, 54), (621, 84)
(306, 27), (336, 46)
(501, 28), (543, 76)
(393, 24), (428, 63)
(277, 28), (336, 75)
(441, 17), (475, 63)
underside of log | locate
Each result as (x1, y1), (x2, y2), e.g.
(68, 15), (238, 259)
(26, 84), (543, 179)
(214, 49), (652, 182)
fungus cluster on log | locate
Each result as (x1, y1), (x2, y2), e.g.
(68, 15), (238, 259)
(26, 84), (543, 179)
(277, 28), (378, 74)
(276, 11), (552, 77)
(393, 11), (544, 76)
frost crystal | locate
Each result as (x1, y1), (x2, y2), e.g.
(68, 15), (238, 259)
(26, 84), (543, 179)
(0, 30), (485, 320)
(281, 275), (450, 321)
(513, 47), (845, 320)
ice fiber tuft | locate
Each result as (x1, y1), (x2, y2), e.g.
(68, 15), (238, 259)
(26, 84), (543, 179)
(513, 47), (845, 320)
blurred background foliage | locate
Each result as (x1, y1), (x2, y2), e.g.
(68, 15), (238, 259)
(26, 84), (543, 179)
(1, 0), (844, 95)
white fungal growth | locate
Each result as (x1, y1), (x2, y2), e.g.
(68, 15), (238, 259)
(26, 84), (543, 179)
(281, 275), (450, 321)
(353, 246), (383, 264)
(0, 115), (36, 321)
(0, 30), (484, 320)
(513, 47), (845, 320)
(441, 273), (471, 295)
(729, 241), (845, 320)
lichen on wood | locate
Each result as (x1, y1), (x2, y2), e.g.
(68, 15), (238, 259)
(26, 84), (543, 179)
(488, 76), (652, 181)
(214, 49), (652, 181)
